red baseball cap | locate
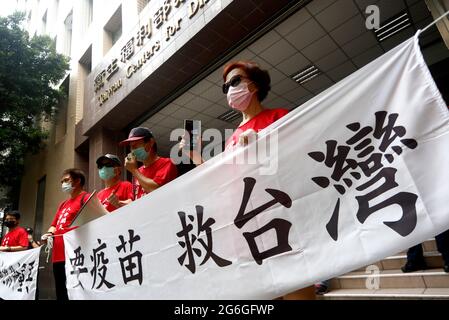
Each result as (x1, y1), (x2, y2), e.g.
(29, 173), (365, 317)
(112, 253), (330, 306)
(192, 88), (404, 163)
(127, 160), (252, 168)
(119, 127), (153, 146)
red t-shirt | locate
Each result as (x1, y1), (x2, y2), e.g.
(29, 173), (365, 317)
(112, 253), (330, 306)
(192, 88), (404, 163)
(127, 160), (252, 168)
(1, 227), (29, 248)
(226, 108), (289, 148)
(51, 191), (89, 263)
(134, 157), (178, 199)
(97, 180), (133, 212)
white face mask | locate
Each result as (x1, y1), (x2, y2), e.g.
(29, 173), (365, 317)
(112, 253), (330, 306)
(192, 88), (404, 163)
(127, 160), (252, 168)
(61, 182), (73, 193)
(227, 82), (255, 111)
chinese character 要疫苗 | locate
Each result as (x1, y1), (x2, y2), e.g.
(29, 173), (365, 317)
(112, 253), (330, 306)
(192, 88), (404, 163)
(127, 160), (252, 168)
(116, 229), (143, 285)
(90, 239), (115, 290)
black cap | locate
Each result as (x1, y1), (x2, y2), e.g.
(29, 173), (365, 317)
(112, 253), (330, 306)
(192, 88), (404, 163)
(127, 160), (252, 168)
(119, 127), (153, 146)
(96, 154), (122, 167)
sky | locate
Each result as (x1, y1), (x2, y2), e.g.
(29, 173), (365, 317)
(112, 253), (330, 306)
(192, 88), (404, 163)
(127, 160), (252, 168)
(0, 0), (18, 18)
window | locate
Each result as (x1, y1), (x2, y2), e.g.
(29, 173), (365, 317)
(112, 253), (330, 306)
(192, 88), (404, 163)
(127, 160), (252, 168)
(137, 0), (150, 14)
(77, 45), (92, 123)
(54, 0), (60, 19)
(86, 0), (94, 27)
(41, 10), (47, 35)
(79, 45), (92, 74)
(112, 27), (122, 45)
(103, 5), (122, 54)
(55, 76), (69, 143)
(64, 11), (73, 56)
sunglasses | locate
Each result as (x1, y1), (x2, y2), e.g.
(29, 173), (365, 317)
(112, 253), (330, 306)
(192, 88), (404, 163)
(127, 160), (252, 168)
(97, 163), (115, 169)
(222, 75), (249, 94)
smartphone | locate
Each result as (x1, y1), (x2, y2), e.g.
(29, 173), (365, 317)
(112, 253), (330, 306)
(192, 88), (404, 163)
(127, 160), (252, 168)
(184, 119), (201, 152)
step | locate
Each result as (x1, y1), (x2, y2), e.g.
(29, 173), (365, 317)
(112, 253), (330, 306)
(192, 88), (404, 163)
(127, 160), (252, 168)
(321, 288), (449, 300)
(353, 251), (443, 272)
(381, 252), (443, 270)
(397, 239), (437, 255)
(423, 239), (438, 252)
(331, 268), (449, 290)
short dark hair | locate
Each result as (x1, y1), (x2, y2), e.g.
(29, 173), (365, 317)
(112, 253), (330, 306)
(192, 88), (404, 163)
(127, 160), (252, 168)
(6, 210), (21, 220)
(223, 61), (271, 102)
(62, 168), (86, 187)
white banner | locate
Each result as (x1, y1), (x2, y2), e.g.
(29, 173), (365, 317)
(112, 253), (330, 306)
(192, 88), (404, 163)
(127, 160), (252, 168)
(64, 35), (449, 300)
(0, 248), (41, 300)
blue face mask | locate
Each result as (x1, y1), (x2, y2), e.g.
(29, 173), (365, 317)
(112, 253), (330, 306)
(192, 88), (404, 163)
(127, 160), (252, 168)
(98, 167), (116, 181)
(61, 182), (73, 193)
(132, 146), (149, 162)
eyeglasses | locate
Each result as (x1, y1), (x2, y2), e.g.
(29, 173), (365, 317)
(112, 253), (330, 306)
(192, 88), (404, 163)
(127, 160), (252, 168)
(60, 177), (72, 184)
(222, 75), (249, 94)
(97, 163), (115, 169)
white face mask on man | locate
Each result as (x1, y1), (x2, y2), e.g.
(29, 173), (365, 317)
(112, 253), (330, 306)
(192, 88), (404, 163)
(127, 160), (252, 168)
(61, 182), (73, 193)
(227, 82), (255, 111)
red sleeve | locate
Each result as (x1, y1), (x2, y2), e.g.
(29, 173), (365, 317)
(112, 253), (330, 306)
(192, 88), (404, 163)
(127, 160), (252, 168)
(80, 192), (91, 204)
(272, 108), (289, 122)
(125, 181), (134, 201)
(18, 229), (29, 247)
(118, 181), (134, 201)
(97, 189), (107, 204)
(153, 161), (178, 186)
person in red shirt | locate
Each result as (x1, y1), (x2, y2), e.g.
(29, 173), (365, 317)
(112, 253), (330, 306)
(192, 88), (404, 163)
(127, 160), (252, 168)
(225, 61), (315, 300)
(179, 60), (289, 164)
(41, 168), (89, 301)
(96, 153), (133, 212)
(0, 211), (29, 252)
(222, 61), (289, 149)
(121, 127), (178, 200)
(181, 61), (314, 299)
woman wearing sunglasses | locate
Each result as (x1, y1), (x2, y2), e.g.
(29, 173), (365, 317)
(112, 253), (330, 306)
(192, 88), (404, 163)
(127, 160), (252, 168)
(180, 61), (290, 164)
(223, 61), (315, 300)
(181, 61), (315, 299)
(222, 60), (289, 149)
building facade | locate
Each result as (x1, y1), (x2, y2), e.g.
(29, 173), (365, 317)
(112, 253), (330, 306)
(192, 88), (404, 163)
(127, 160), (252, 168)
(11, 0), (449, 298)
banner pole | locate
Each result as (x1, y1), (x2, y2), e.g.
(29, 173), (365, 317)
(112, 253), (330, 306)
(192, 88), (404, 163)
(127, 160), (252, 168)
(417, 10), (449, 36)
